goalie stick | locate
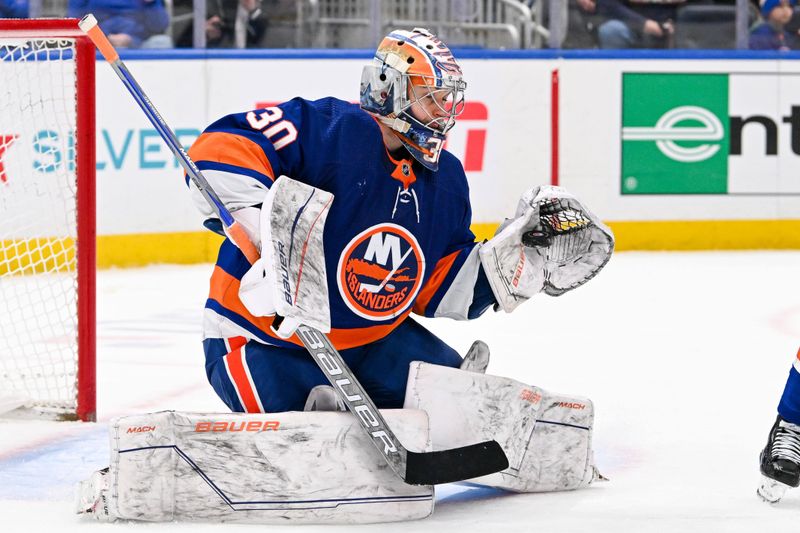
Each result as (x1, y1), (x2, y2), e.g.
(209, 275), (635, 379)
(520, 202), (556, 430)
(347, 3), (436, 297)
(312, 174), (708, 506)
(78, 15), (509, 486)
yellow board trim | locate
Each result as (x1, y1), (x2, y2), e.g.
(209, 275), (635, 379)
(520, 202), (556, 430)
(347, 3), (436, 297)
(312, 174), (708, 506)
(475, 220), (800, 251)
(471, 223), (498, 243)
(607, 220), (800, 251)
(97, 231), (225, 268)
(5, 220), (799, 272)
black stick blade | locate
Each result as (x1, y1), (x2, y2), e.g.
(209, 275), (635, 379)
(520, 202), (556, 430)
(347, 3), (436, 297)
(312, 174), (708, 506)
(404, 440), (509, 486)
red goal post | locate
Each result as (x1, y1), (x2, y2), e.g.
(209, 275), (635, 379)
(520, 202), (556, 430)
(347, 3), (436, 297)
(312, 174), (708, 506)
(0, 19), (96, 421)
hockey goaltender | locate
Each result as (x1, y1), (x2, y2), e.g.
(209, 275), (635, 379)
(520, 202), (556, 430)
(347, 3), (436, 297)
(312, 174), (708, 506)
(76, 25), (615, 524)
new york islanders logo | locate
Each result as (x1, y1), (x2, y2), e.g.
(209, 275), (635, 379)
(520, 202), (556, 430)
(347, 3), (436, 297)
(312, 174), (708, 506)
(337, 224), (425, 321)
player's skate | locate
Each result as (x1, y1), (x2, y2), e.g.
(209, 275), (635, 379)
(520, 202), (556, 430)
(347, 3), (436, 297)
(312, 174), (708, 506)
(460, 340), (490, 374)
(304, 385), (346, 412)
(75, 467), (114, 521)
(758, 415), (800, 503)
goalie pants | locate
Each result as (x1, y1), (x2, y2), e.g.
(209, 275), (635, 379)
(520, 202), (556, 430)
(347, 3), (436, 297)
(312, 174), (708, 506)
(203, 317), (463, 413)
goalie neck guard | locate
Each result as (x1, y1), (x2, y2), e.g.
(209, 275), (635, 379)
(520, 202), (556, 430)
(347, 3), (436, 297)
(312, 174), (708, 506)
(360, 28), (466, 171)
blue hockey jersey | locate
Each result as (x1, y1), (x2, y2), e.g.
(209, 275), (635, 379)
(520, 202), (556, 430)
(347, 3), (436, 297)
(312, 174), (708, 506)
(188, 97), (492, 350)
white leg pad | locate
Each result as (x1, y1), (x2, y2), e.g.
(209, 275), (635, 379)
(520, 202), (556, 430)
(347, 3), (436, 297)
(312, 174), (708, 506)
(404, 362), (597, 493)
(78, 410), (433, 524)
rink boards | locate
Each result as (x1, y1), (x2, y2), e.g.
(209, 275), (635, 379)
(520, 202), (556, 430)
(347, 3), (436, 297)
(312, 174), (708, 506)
(5, 49), (800, 265)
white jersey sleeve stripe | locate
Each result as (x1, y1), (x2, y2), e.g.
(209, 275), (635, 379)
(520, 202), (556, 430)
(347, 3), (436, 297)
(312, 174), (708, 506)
(432, 245), (482, 321)
(188, 168), (270, 219)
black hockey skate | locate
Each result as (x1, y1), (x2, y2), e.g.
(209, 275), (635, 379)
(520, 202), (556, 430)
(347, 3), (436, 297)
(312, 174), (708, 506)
(758, 415), (800, 503)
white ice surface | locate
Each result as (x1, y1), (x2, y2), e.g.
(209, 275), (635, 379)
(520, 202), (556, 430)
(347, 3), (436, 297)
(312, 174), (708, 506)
(1, 252), (799, 532)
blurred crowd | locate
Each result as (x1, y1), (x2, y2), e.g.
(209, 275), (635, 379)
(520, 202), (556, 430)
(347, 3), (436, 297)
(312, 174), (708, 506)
(0, 0), (799, 51)
(0, 0), (272, 48)
(564, 0), (800, 51)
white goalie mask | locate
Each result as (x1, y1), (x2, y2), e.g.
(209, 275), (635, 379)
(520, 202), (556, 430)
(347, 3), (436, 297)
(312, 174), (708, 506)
(360, 28), (467, 171)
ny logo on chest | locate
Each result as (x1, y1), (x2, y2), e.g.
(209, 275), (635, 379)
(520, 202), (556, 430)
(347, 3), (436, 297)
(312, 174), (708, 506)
(336, 223), (426, 321)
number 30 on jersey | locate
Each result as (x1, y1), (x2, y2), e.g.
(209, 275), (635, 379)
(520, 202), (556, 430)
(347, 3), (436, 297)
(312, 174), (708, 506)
(246, 107), (298, 150)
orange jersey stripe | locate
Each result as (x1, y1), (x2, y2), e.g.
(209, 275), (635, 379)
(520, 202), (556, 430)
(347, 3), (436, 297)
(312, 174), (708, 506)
(188, 131), (275, 180)
(209, 266), (410, 350)
(227, 336), (247, 351)
(412, 249), (460, 316)
(225, 346), (261, 413)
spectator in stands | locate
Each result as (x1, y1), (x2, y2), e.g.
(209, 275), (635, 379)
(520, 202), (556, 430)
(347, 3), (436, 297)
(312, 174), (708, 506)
(749, 0), (799, 50)
(595, 0), (685, 48)
(67, 0), (172, 48)
(176, 0), (268, 48)
(562, 0), (603, 48)
(0, 0), (27, 17)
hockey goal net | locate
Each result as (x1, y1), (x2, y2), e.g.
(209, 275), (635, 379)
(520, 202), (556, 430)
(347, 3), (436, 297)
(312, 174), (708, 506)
(0, 20), (96, 421)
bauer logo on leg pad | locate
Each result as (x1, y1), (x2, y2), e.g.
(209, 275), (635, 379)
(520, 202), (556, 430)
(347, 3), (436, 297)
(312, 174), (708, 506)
(194, 420), (280, 432)
(520, 389), (542, 404)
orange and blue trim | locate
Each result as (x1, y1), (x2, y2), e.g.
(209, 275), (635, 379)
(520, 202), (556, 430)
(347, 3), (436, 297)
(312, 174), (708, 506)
(222, 342), (264, 413)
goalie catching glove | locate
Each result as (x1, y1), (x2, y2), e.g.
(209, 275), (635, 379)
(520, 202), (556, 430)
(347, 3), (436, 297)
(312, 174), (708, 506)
(479, 185), (614, 313)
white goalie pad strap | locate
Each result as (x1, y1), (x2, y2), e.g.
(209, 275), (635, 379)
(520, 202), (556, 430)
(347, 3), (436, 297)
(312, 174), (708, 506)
(239, 176), (334, 336)
(89, 410), (433, 524)
(404, 362), (596, 493)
